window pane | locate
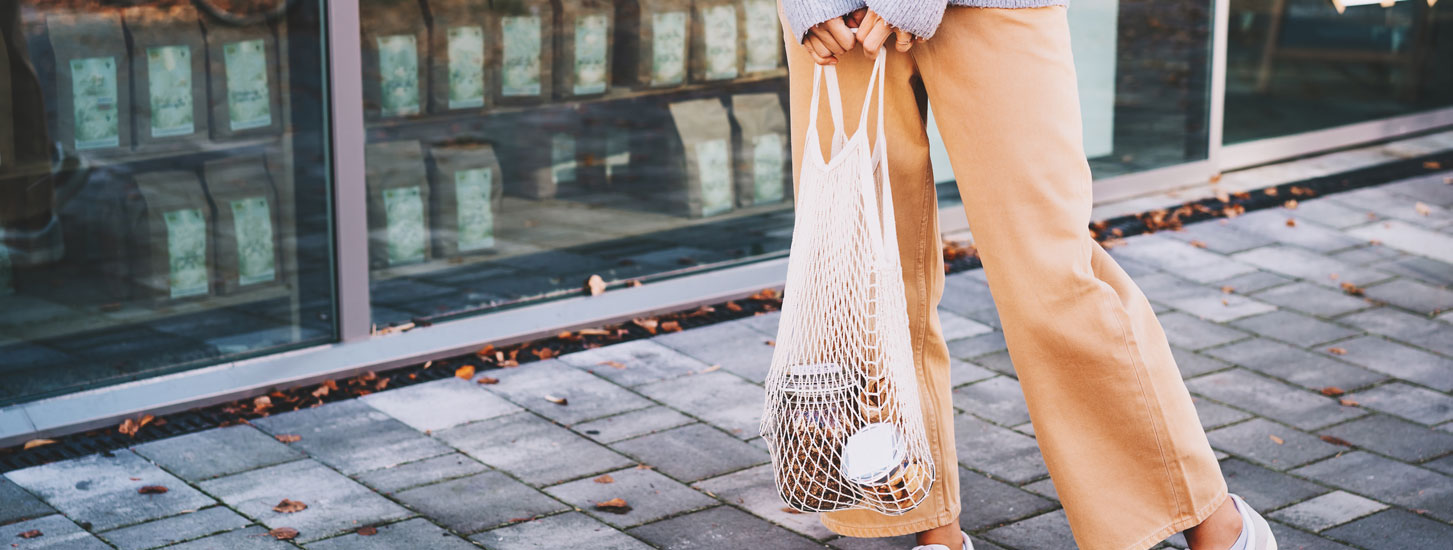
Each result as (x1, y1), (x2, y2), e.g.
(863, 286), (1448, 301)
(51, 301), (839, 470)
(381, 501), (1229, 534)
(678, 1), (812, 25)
(0, 0), (334, 404)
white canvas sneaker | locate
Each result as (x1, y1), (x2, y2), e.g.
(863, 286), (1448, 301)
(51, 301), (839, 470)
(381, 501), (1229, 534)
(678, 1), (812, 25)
(910, 530), (973, 550)
(1229, 493), (1277, 550)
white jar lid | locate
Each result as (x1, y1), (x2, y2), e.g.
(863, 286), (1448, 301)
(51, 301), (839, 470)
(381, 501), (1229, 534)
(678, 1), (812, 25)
(840, 422), (905, 485)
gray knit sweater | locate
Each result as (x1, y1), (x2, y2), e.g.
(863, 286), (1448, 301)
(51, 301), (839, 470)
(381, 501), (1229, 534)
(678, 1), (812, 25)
(783, 0), (1066, 42)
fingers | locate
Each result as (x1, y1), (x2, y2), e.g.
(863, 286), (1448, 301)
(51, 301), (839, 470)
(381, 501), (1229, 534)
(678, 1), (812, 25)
(846, 8), (867, 27)
(821, 18), (856, 53)
(894, 28), (914, 52)
(809, 27), (846, 56)
(860, 21), (892, 57)
(804, 36), (836, 65)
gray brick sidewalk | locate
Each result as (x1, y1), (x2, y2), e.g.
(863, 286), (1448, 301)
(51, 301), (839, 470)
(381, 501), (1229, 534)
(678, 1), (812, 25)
(4, 173), (1452, 549)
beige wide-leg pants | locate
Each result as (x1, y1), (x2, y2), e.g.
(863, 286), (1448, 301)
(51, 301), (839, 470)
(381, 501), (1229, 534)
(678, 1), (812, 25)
(780, 6), (1228, 549)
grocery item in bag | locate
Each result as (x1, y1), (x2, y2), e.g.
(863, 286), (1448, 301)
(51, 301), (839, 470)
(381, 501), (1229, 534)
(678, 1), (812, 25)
(427, 0), (491, 112)
(47, 12), (131, 154)
(429, 142), (503, 257)
(124, 5), (207, 151)
(730, 93), (788, 206)
(366, 141), (431, 268)
(667, 98), (734, 217)
(689, 0), (742, 82)
(131, 171), (215, 300)
(554, 0), (612, 97)
(740, 0), (782, 74)
(491, 0), (554, 104)
(204, 155), (281, 293)
(202, 10), (284, 139)
(613, 0), (690, 89)
(363, 0), (428, 120)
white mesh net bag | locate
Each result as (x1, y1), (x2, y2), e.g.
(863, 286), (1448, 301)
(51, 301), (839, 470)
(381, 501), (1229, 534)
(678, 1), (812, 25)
(761, 52), (935, 515)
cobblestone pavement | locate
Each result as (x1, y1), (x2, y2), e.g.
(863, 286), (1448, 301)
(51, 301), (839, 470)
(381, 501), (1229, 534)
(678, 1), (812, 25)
(3, 173), (1452, 549)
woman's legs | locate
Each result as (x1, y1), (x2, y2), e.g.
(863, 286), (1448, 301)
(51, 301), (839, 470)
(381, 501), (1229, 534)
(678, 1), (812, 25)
(912, 7), (1227, 550)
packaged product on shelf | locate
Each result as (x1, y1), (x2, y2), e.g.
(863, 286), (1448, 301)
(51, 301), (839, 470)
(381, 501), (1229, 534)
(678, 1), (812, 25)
(47, 12), (132, 154)
(689, 0), (742, 82)
(201, 10), (284, 140)
(490, 0), (554, 104)
(365, 141), (431, 268)
(130, 171), (215, 300)
(554, 0), (612, 98)
(203, 156), (282, 293)
(492, 108), (580, 199)
(124, 5), (208, 152)
(428, 142), (504, 257)
(613, 0), (690, 89)
(730, 93), (788, 206)
(740, 0), (783, 74)
(667, 98), (734, 217)
(362, 0), (429, 120)
(426, 0), (491, 113)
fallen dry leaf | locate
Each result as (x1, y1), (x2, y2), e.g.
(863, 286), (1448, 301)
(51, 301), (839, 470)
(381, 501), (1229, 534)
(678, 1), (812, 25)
(273, 499), (307, 513)
(1328, 347), (1348, 355)
(700, 365), (722, 373)
(1340, 399), (1360, 407)
(532, 348), (558, 360)
(594, 474), (615, 484)
(599, 360), (627, 369)
(633, 318), (659, 334)
(544, 394), (569, 405)
(635, 464), (654, 470)
(660, 321), (682, 333)
(1215, 188), (1230, 203)
(357, 526), (378, 536)
(275, 434), (302, 443)
(138, 486), (169, 494)
(1415, 202), (1432, 216)
(586, 274), (607, 296)
(594, 498), (632, 514)
(1284, 199), (1298, 209)
(782, 506), (803, 514)
(269, 527), (299, 540)
(765, 339), (776, 347)
(119, 418), (140, 437)
(1285, 218), (1296, 227)
(1340, 282), (1364, 296)
(725, 301), (743, 312)
(1269, 435), (1284, 445)
(1320, 387), (1345, 397)
(1220, 285), (1235, 294)
(18, 529), (42, 539)
(477, 376), (500, 385)
(625, 279), (644, 287)
(1424, 160), (1442, 170)
(1264, 187), (1279, 197)
(1188, 240), (1208, 249)
(22, 439), (56, 450)
(1320, 435), (1354, 447)
(455, 365), (476, 379)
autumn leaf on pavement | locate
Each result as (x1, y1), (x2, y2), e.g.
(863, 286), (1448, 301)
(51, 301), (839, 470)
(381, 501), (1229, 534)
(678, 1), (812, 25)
(594, 498), (632, 514)
(1220, 285), (1235, 294)
(586, 274), (607, 296)
(273, 499), (307, 513)
(1320, 387), (1345, 397)
(1320, 435), (1354, 447)
(599, 360), (627, 369)
(1268, 435), (1284, 445)
(1339, 398), (1360, 407)
(18, 529), (42, 538)
(269, 527), (299, 540)
(1415, 202), (1432, 216)
(593, 474), (615, 484)
(1424, 160), (1442, 170)
(138, 486), (169, 494)
(1285, 218), (1296, 227)
(660, 321), (682, 333)
(781, 507), (802, 514)
(1283, 199), (1298, 209)
(544, 394), (569, 405)
(357, 526), (378, 536)
(455, 365), (476, 380)
(1340, 282), (1364, 296)
(633, 318), (659, 334)
(531, 347), (557, 359)
(23, 439), (56, 450)
(1328, 347), (1347, 355)
(1188, 240), (1208, 249)
(725, 301), (743, 312)
(275, 434), (302, 443)
(699, 365), (722, 374)
(477, 376), (500, 385)
(119, 418), (140, 437)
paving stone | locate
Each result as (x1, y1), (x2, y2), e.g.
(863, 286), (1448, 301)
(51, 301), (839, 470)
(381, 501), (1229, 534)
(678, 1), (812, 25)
(1157, 312), (1249, 350)
(953, 376), (1031, 426)
(478, 360), (655, 425)
(546, 466), (717, 529)
(1171, 348), (1231, 378)
(1291, 452), (1453, 522)
(1192, 398), (1252, 430)
(973, 350), (1017, 377)
(958, 467), (1058, 532)
(1315, 336), (1453, 392)
(1378, 255), (1453, 286)
(1185, 369), (1365, 430)
(161, 526), (297, 550)
(947, 331), (1008, 359)
(360, 377), (521, 431)
(635, 370), (763, 439)
(1268, 490), (1388, 532)
(392, 471), (566, 534)
(1321, 414), (1453, 462)
(1349, 220), (1453, 265)
(1202, 338), (1384, 391)
(130, 425), (303, 482)
(1207, 418), (1341, 470)
(572, 406), (696, 443)
(435, 412), (632, 486)
(939, 309), (995, 341)
(197, 459), (411, 543)
(1223, 209), (1365, 252)
(693, 464), (833, 540)
(1424, 454), (1453, 476)
(1329, 186), (1453, 227)
(250, 400), (452, 474)
(0, 475), (53, 525)
(983, 509), (1075, 550)
(1210, 270), (1294, 294)
(1361, 277), (1453, 316)
(1109, 233), (1259, 282)
(3, 451), (215, 531)
(950, 359), (998, 387)
(1322, 509), (1453, 548)
(99, 506), (251, 550)
(735, 311), (782, 337)
(954, 414), (1048, 483)
(1346, 382), (1453, 425)
(1291, 199), (1379, 229)
(1021, 478), (1059, 501)
(471, 512), (653, 550)
(1332, 244), (1406, 266)
(1249, 282), (1376, 317)
(0, 515), (112, 549)
(1266, 521), (1357, 550)
(557, 340), (710, 387)
(352, 453), (489, 494)
(830, 535), (1007, 550)
(1134, 272), (1278, 322)
(306, 517), (479, 550)
(1382, 172), (1453, 206)
(628, 506), (823, 550)
(1228, 311), (1361, 347)
(611, 423), (768, 482)
(1220, 459), (1326, 512)
(1161, 219), (1277, 254)
(653, 321), (778, 383)
(1336, 307), (1453, 357)
(1233, 245), (1392, 288)
(941, 275), (1000, 321)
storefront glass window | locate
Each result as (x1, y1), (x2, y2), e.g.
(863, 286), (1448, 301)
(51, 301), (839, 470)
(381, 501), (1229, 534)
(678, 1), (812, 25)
(1226, 0), (1453, 143)
(0, 0), (334, 405)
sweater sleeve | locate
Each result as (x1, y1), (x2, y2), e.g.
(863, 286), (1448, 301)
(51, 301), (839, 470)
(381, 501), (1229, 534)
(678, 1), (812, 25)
(782, 0), (867, 43)
(863, 0), (947, 39)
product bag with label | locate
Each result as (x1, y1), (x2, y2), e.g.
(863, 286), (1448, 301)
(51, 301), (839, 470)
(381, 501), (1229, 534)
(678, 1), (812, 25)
(553, 0), (612, 98)
(665, 98), (734, 217)
(613, 0), (691, 89)
(490, 0), (554, 104)
(428, 141), (503, 257)
(363, 0), (429, 120)
(426, 0), (492, 113)
(124, 5), (208, 152)
(491, 108), (580, 199)
(203, 155), (282, 294)
(365, 140), (431, 269)
(201, 9), (284, 140)
(47, 12), (132, 155)
(130, 170), (216, 301)
(730, 92), (789, 206)
(739, 0), (783, 75)
(761, 54), (934, 514)
(689, 0), (743, 82)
